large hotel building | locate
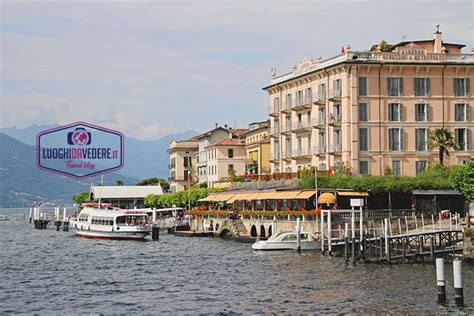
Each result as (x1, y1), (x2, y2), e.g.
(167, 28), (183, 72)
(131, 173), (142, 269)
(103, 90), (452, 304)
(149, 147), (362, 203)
(263, 30), (473, 176)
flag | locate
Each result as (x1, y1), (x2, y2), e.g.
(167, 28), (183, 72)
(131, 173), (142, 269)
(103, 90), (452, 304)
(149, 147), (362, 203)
(187, 165), (192, 181)
(328, 167), (333, 176)
(341, 46), (345, 54)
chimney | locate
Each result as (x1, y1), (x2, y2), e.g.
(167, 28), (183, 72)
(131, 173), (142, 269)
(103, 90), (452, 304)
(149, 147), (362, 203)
(224, 124), (228, 129)
(215, 123), (218, 128)
(433, 26), (443, 53)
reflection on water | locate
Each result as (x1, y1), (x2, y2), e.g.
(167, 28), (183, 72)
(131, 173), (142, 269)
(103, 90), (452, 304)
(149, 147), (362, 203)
(0, 219), (472, 314)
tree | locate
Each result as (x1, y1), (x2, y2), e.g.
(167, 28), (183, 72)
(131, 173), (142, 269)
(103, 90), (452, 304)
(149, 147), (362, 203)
(137, 177), (170, 192)
(449, 162), (474, 200)
(378, 40), (390, 52)
(72, 192), (90, 205)
(427, 128), (459, 166)
(116, 180), (124, 186)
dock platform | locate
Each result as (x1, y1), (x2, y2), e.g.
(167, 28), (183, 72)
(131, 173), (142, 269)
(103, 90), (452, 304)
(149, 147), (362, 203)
(174, 231), (214, 237)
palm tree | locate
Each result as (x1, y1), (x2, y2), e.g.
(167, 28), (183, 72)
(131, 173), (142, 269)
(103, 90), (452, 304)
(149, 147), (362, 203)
(427, 128), (459, 165)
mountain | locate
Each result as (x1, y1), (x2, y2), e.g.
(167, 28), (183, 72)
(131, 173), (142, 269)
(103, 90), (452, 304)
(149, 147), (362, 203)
(0, 133), (138, 208)
(0, 125), (197, 180)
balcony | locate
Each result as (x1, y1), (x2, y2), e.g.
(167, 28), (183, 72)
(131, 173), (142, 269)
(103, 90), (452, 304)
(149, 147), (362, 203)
(281, 102), (292, 114)
(312, 118), (326, 129)
(328, 89), (342, 102)
(168, 163), (176, 170)
(268, 104), (280, 117)
(270, 126), (280, 138)
(313, 146), (326, 156)
(269, 153), (280, 161)
(328, 113), (341, 126)
(328, 143), (342, 154)
(292, 148), (312, 159)
(282, 151), (292, 160)
(281, 123), (292, 135)
(292, 98), (313, 111)
(245, 159), (258, 166)
(313, 93), (326, 105)
(292, 121), (312, 133)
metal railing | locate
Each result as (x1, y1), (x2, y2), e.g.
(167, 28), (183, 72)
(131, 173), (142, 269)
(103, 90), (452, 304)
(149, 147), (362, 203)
(313, 146), (326, 155)
(328, 143), (342, 152)
(292, 121), (311, 130)
(292, 148), (311, 157)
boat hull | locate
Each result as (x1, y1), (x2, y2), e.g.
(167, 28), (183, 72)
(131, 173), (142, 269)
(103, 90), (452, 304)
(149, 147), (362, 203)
(252, 240), (321, 251)
(75, 230), (149, 240)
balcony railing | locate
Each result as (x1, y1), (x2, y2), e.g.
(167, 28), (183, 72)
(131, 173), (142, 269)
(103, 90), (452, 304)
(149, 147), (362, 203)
(283, 151), (292, 160)
(270, 153), (280, 161)
(312, 118), (326, 127)
(328, 143), (342, 153)
(328, 113), (341, 125)
(313, 146), (326, 155)
(329, 89), (342, 101)
(292, 148), (311, 158)
(292, 121), (311, 132)
(282, 123), (292, 134)
(269, 104), (280, 116)
(270, 126), (280, 137)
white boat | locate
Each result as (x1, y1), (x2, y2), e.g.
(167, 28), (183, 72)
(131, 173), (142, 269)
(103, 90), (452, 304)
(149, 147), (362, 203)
(0, 214), (9, 221)
(69, 207), (151, 240)
(252, 231), (321, 251)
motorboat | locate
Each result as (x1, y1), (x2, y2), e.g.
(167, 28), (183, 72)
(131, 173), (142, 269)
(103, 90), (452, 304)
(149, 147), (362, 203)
(0, 214), (9, 221)
(69, 205), (151, 240)
(252, 231), (321, 251)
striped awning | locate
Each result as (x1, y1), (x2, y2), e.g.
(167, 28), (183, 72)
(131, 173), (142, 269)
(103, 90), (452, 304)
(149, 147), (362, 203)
(199, 194), (235, 202)
(337, 191), (369, 197)
(295, 191), (317, 199)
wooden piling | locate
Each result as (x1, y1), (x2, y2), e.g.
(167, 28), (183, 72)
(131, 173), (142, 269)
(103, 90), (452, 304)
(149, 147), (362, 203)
(344, 222), (349, 263)
(436, 258), (447, 304)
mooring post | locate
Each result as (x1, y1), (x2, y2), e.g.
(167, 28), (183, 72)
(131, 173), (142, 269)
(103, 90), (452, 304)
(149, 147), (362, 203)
(379, 235), (384, 261)
(414, 214), (418, 231)
(421, 214), (425, 232)
(430, 236), (435, 263)
(344, 222), (349, 263)
(152, 225), (160, 241)
(359, 205), (363, 259)
(453, 258), (464, 307)
(388, 217), (392, 236)
(398, 218), (402, 235)
(405, 216), (409, 234)
(384, 218), (389, 257)
(328, 209), (332, 255)
(431, 214), (435, 231)
(29, 208), (32, 224)
(436, 258), (447, 304)
(296, 217), (301, 253)
(321, 210), (325, 253)
(455, 213), (459, 231)
(449, 213), (452, 231)
(352, 213), (356, 264)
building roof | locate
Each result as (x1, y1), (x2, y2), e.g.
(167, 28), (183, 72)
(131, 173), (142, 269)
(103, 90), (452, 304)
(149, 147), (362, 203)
(207, 138), (245, 147)
(91, 185), (163, 199)
(369, 39), (465, 52)
(231, 128), (249, 137)
(195, 126), (230, 139)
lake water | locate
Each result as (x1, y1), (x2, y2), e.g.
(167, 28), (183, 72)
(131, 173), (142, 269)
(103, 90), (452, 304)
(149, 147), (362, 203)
(0, 210), (473, 314)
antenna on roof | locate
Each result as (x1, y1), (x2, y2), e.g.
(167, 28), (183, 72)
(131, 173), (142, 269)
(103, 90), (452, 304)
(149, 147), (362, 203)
(402, 35), (407, 41)
(436, 24), (440, 33)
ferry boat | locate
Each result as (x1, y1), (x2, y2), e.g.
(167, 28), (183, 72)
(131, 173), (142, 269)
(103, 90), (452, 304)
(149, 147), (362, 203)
(69, 205), (151, 240)
(252, 231), (321, 251)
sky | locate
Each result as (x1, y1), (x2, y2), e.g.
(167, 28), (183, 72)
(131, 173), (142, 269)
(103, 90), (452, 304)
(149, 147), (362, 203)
(1, 0), (472, 140)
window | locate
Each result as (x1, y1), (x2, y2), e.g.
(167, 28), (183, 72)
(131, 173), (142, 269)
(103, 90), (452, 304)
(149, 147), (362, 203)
(388, 128), (404, 151)
(183, 156), (192, 168)
(228, 148), (234, 158)
(307, 111), (311, 127)
(296, 90), (303, 106)
(455, 128), (470, 151)
(415, 128), (428, 151)
(184, 169), (189, 180)
(359, 77), (367, 96)
(228, 164), (234, 175)
(273, 97), (280, 112)
(285, 137), (291, 157)
(333, 104), (341, 121)
(387, 77), (403, 96)
(414, 78), (430, 96)
(305, 87), (312, 104)
(454, 78), (470, 97)
(392, 160), (401, 176)
(359, 161), (369, 175)
(415, 103), (429, 122)
(285, 115), (291, 131)
(318, 107), (326, 125)
(359, 128), (368, 151)
(359, 102), (368, 121)
(388, 103), (403, 121)
(416, 161), (428, 175)
(318, 83), (326, 101)
(318, 132), (325, 151)
(333, 79), (342, 97)
(286, 93), (292, 109)
(455, 104), (468, 122)
(333, 129), (341, 151)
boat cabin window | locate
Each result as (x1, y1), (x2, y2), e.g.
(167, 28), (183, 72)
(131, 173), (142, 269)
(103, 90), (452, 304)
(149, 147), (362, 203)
(91, 216), (114, 225)
(78, 214), (89, 222)
(282, 234), (308, 241)
(116, 215), (147, 226)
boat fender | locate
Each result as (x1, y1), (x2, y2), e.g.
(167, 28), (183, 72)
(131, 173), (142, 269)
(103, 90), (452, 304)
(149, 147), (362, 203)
(312, 232), (321, 241)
